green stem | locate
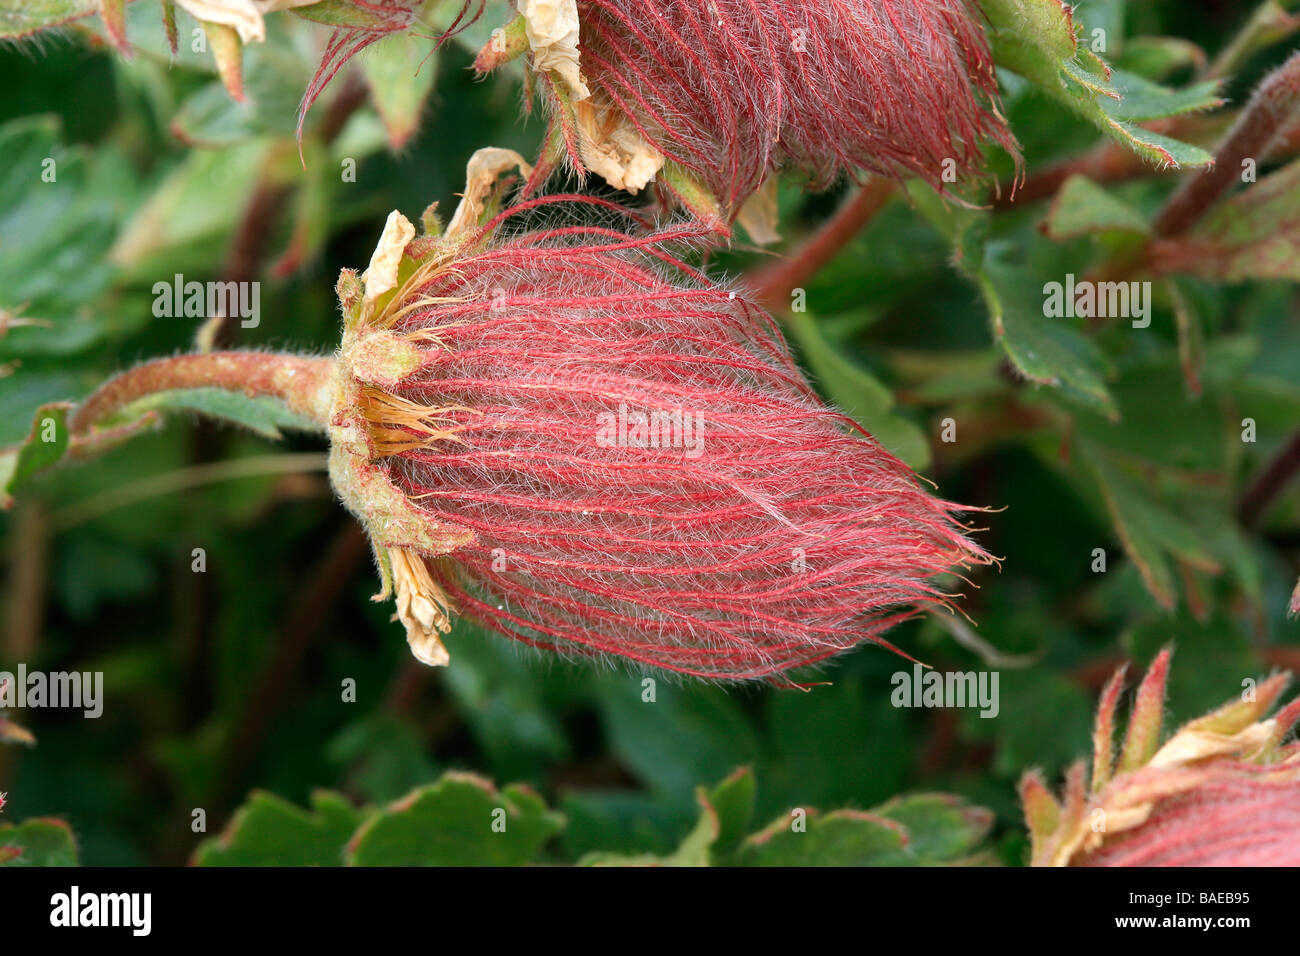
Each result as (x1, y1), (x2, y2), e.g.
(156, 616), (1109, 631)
(70, 351), (337, 436)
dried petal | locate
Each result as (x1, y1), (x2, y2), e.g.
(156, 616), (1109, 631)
(445, 148), (534, 239)
(573, 96), (664, 193)
(517, 0), (590, 99)
(361, 210), (417, 318)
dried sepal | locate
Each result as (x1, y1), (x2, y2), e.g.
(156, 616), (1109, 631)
(384, 547), (456, 666)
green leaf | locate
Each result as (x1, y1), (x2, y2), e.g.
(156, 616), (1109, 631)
(1101, 69), (1224, 123)
(0, 117), (126, 358)
(578, 794), (717, 867)
(1044, 175), (1150, 239)
(172, 83), (260, 148)
(0, 0), (95, 38)
(768, 680), (910, 811)
(594, 678), (762, 803)
(0, 818), (79, 866)
(704, 766), (757, 859)
(325, 714), (440, 804)
(1074, 358), (1228, 475)
(1073, 0), (1127, 57)
(0, 402), (71, 507)
(785, 310), (930, 469)
(736, 791), (994, 866)
(345, 772), (563, 866)
(738, 809), (911, 866)
(1207, 0), (1300, 83)
(108, 140), (271, 275)
(114, 388), (321, 440)
(966, 670), (1094, 778)
(873, 793), (995, 862)
(360, 30), (439, 149)
(1119, 37), (1208, 81)
(981, 258), (1117, 417)
(985, 0), (1214, 168)
(904, 186), (1117, 417)
(291, 0), (399, 29)
(559, 791), (693, 861)
(193, 790), (369, 866)
(578, 768), (754, 867)
(439, 622), (570, 780)
(1081, 441), (1220, 608)
(1190, 504), (1263, 603)
(171, 30), (309, 146)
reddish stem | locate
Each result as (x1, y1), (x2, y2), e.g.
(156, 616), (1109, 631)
(1239, 428), (1300, 527)
(70, 351), (336, 435)
(1154, 50), (1300, 237)
(745, 179), (895, 312)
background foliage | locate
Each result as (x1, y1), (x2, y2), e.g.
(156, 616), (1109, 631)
(1, 0), (1298, 865)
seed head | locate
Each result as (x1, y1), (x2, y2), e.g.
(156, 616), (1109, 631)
(327, 156), (992, 680)
(498, 0), (1018, 215)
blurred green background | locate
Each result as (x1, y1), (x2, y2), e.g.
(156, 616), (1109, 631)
(1, 0), (1298, 865)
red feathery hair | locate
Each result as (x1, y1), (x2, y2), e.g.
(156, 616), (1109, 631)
(298, 0), (484, 138)
(549, 0), (1018, 210)
(353, 204), (991, 681)
(1076, 771), (1300, 866)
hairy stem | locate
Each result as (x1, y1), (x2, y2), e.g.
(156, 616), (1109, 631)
(1154, 50), (1300, 237)
(70, 351), (336, 435)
